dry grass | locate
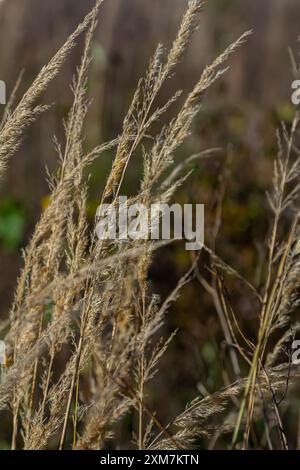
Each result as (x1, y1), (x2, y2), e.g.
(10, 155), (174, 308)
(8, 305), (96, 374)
(0, 0), (299, 450)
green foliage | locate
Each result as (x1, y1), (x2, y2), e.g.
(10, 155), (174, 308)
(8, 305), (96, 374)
(0, 199), (26, 251)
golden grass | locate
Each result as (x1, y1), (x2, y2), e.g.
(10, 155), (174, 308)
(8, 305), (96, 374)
(0, 0), (299, 450)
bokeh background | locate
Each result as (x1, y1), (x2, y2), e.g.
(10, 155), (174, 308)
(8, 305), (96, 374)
(0, 0), (300, 448)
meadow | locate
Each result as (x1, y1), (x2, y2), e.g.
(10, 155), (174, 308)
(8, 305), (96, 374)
(0, 0), (299, 450)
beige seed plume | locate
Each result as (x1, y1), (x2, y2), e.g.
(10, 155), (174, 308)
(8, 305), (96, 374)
(0, 0), (104, 182)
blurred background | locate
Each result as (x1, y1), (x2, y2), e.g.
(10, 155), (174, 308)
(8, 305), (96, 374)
(0, 0), (299, 448)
